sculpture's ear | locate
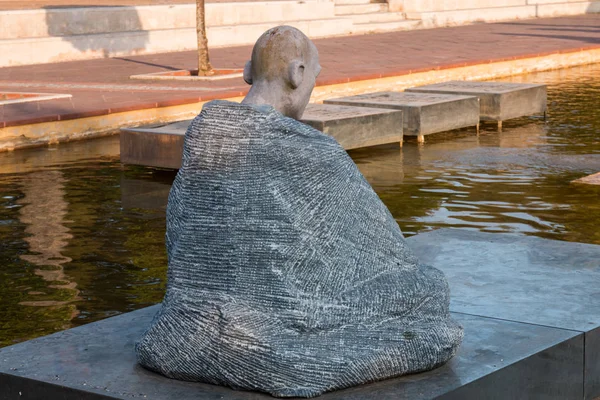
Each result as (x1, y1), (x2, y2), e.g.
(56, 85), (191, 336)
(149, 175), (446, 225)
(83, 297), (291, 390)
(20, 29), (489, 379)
(288, 60), (304, 89)
(243, 61), (253, 85)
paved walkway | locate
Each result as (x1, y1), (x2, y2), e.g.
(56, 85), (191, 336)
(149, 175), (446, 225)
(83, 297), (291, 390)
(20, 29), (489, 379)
(1, 14), (599, 128)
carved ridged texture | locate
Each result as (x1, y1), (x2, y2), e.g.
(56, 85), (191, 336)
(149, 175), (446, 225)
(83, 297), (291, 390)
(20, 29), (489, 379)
(135, 100), (463, 398)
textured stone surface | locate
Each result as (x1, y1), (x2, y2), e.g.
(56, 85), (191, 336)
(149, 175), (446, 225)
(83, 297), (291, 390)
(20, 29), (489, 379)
(406, 81), (547, 122)
(324, 92), (479, 137)
(0, 308), (582, 400)
(134, 100), (463, 397)
(407, 228), (600, 400)
(300, 103), (403, 149)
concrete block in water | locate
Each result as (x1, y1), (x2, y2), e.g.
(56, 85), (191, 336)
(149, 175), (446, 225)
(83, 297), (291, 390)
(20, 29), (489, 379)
(324, 91), (479, 141)
(406, 81), (547, 126)
(120, 121), (188, 169)
(120, 104), (404, 169)
(300, 103), (403, 149)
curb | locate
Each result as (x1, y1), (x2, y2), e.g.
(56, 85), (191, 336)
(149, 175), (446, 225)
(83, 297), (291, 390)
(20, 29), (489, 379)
(1, 46), (600, 152)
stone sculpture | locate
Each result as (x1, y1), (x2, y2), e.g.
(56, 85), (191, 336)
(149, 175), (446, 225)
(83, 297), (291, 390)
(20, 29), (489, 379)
(135, 26), (463, 398)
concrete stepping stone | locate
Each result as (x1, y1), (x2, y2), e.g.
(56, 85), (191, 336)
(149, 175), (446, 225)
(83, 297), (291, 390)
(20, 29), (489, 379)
(121, 120), (188, 169)
(300, 103), (403, 150)
(1, 229), (596, 399)
(324, 91), (479, 143)
(406, 81), (547, 130)
(121, 104), (404, 169)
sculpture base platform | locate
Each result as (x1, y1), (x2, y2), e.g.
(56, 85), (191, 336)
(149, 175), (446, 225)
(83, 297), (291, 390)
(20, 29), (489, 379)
(406, 81), (547, 127)
(120, 104), (404, 169)
(1, 229), (599, 400)
(324, 92), (479, 142)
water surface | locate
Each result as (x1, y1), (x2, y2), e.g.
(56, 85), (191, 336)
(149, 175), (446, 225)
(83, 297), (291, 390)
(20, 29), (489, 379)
(1, 64), (599, 347)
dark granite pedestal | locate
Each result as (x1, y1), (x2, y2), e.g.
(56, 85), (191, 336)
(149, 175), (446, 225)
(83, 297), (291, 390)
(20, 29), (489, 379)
(409, 229), (600, 400)
(1, 229), (599, 400)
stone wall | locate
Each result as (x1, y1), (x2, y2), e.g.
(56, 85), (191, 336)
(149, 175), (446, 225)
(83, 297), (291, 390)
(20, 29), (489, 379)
(403, 0), (600, 27)
(0, 1), (353, 67)
(1, 0), (599, 67)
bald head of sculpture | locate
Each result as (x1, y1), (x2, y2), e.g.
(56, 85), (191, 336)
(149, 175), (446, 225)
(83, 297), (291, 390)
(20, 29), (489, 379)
(241, 26), (321, 120)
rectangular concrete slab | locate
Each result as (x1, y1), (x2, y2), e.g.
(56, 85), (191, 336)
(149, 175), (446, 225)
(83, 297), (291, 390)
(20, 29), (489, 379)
(324, 92), (480, 139)
(300, 103), (403, 150)
(0, 306), (582, 400)
(406, 81), (547, 122)
(406, 228), (600, 399)
(120, 104), (404, 169)
(120, 121), (189, 169)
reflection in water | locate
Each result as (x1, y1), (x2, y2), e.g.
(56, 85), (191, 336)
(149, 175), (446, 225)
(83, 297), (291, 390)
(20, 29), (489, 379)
(0, 63), (599, 347)
(17, 171), (80, 315)
(354, 146), (404, 188)
(120, 177), (171, 211)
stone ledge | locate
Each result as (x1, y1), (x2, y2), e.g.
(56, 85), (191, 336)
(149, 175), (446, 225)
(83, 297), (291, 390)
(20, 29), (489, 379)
(407, 229), (600, 399)
(1, 228), (594, 399)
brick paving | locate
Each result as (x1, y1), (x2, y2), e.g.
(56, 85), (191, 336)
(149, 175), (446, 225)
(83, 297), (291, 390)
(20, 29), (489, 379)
(0, 14), (599, 128)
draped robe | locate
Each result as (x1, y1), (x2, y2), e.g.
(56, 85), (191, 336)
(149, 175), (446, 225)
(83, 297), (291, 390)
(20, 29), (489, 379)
(135, 100), (463, 398)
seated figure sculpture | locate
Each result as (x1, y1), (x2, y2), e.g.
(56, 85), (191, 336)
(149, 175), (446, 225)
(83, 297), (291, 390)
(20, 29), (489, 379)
(135, 26), (463, 398)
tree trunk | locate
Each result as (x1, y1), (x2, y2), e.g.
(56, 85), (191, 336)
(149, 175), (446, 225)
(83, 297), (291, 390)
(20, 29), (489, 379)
(196, 0), (213, 76)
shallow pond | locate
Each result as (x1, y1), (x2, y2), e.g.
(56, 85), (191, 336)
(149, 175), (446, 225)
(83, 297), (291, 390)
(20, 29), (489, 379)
(0, 64), (599, 347)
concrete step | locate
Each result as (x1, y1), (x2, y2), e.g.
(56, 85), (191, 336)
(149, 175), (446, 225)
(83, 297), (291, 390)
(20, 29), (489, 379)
(335, 0), (385, 5)
(0, 1), (336, 40)
(402, 0), (600, 15)
(350, 11), (407, 24)
(334, 3), (388, 15)
(536, 1), (600, 18)
(405, 5), (539, 26)
(0, 17), (354, 67)
(402, 0), (525, 13)
(335, 0), (370, 5)
(351, 19), (421, 34)
(208, 18), (353, 46)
